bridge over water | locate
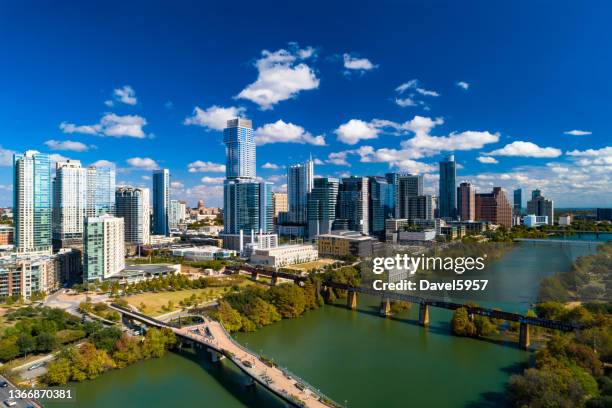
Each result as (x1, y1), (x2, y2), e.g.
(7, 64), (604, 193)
(513, 238), (602, 246)
(108, 304), (340, 408)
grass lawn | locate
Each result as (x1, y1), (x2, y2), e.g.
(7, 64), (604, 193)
(286, 258), (338, 271)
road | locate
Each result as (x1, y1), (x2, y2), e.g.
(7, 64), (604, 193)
(0, 374), (38, 408)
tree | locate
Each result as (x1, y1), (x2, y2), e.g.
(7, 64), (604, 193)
(214, 300), (243, 332)
(267, 284), (306, 318)
(451, 308), (476, 337)
(0, 337), (20, 362)
(36, 332), (57, 352)
(90, 327), (122, 352)
(112, 335), (143, 368)
(16, 333), (35, 357)
(44, 358), (72, 385)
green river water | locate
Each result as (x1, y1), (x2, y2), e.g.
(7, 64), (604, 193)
(46, 235), (608, 408)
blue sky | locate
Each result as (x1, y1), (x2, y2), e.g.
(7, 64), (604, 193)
(1, 0), (611, 208)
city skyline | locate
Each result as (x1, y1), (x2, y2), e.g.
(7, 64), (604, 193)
(1, 1), (611, 208)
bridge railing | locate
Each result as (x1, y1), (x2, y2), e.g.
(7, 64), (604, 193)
(211, 317), (342, 408)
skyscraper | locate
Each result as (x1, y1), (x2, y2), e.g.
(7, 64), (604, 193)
(475, 187), (512, 228)
(52, 160), (87, 249)
(439, 154), (457, 219)
(307, 177), (339, 239)
(337, 176), (369, 234)
(115, 186), (150, 245)
(457, 182), (476, 221)
(169, 200), (186, 230)
(272, 192), (288, 222)
(408, 195), (434, 221)
(384, 173), (398, 217)
(396, 174), (423, 219)
(224, 118), (255, 179)
(86, 166), (116, 217)
(527, 189), (554, 225)
(152, 169), (170, 236)
(13, 151), (52, 253)
(368, 176), (390, 237)
(513, 188), (522, 215)
(287, 158), (314, 225)
(83, 215), (125, 282)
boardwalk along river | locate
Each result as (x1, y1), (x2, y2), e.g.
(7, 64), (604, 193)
(45, 234), (609, 408)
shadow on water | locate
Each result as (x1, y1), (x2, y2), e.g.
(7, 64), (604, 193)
(464, 361), (527, 408)
(173, 347), (286, 408)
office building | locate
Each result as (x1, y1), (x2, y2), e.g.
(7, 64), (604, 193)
(408, 195), (434, 221)
(368, 176), (390, 237)
(169, 199), (186, 230)
(152, 169), (170, 236)
(83, 215), (125, 282)
(475, 187), (512, 228)
(250, 244), (319, 268)
(337, 176), (369, 234)
(171, 246), (236, 261)
(223, 180), (273, 235)
(307, 177), (339, 239)
(513, 188), (522, 215)
(558, 215), (572, 226)
(523, 215), (549, 228)
(317, 231), (378, 258)
(384, 173), (398, 217)
(287, 158), (314, 225)
(596, 208), (612, 221)
(526, 189), (554, 225)
(224, 118), (255, 179)
(439, 154), (457, 219)
(86, 166), (116, 217)
(457, 182), (476, 221)
(272, 192), (288, 221)
(0, 225), (13, 246)
(115, 186), (150, 245)
(396, 174), (423, 219)
(13, 151), (52, 253)
(52, 160), (87, 249)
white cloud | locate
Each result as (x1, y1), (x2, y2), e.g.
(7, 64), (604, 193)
(352, 145), (435, 173)
(262, 162), (280, 170)
(187, 160), (226, 173)
(113, 85), (137, 105)
(60, 113), (147, 138)
(566, 146), (612, 157)
(488, 141), (562, 158)
(395, 97), (417, 107)
(90, 159), (115, 168)
(477, 156), (498, 164)
(564, 129), (592, 136)
(104, 100), (114, 107)
(200, 176), (225, 184)
(182, 184), (224, 207)
(334, 119), (381, 145)
(416, 88), (439, 97)
(184, 105), (246, 131)
(142, 175), (151, 180)
(44, 139), (90, 152)
(0, 146), (17, 166)
(237, 46), (319, 110)
(327, 151), (350, 166)
(342, 53), (377, 71)
(396, 80), (418, 94)
(566, 146), (612, 167)
(254, 120), (325, 146)
(126, 157), (159, 170)
(456, 81), (470, 90)
(171, 181), (184, 189)
(49, 153), (69, 163)
(313, 158), (324, 165)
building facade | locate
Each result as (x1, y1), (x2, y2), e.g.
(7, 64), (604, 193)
(169, 199), (186, 230)
(457, 182), (476, 221)
(475, 187), (512, 228)
(152, 169), (170, 236)
(526, 189), (554, 225)
(396, 174), (423, 219)
(86, 166), (116, 217)
(337, 176), (369, 235)
(307, 177), (339, 239)
(438, 154), (457, 219)
(115, 186), (150, 245)
(250, 244), (318, 268)
(272, 192), (288, 221)
(287, 158), (314, 225)
(408, 195), (434, 221)
(368, 176), (390, 237)
(224, 118), (255, 179)
(83, 215), (125, 282)
(513, 188), (522, 215)
(52, 160), (87, 249)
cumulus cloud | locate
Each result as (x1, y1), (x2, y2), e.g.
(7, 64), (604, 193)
(44, 139), (90, 152)
(262, 162), (280, 170)
(171, 181), (184, 189)
(566, 146), (612, 167)
(456, 81), (470, 90)
(313, 158), (324, 165)
(396, 80), (418, 94)
(564, 129), (592, 136)
(49, 153), (69, 163)
(126, 157), (159, 170)
(60, 113), (148, 138)
(183, 105), (246, 131)
(200, 176), (225, 184)
(343, 53), (377, 72)
(334, 119), (381, 145)
(0, 146), (17, 166)
(393, 79), (437, 108)
(477, 156), (498, 164)
(112, 85), (137, 105)
(90, 159), (115, 168)
(416, 87), (439, 97)
(395, 97), (417, 107)
(187, 161), (226, 173)
(488, 141), (562, 158)
(237, 46), (319, 110)
(327, 151), (351, 166)
(254, 120), (326, 146)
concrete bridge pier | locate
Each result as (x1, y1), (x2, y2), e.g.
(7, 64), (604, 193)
(380, 298), (391, 316)
(519, 323), (531, 349)
(418, 303), (430, 326)
(251, 271), (258, 281)
(347, 291), (357, 310)
(209, 349), (225, 362)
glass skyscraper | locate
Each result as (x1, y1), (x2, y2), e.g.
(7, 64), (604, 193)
(87, 166), (116, 217)
(14, 151), (52, 253)
(115, 186), (150, 245)
(368, 176), (390, 237)
(224, 118), (255, 179)
(396, 174), (423, 219)
(307, 177), (339, 239)
(513, 188), (522, 215)
(152, 169), (170, 236)
(337, 176), (369, 234)
(52, 160), (87, 248)
(287, 158), (314, 225)
(439, 154), (457, 219)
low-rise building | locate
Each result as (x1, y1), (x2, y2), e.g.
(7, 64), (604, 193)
(171, 246), (236, 261)
(558, 215), (572, 226)
(250, 244), (318, 268)
(439, 225), (466, 240)
(149, 235), (181, 246)
(523, 214), (548, 228)
(317, 231), (378, 258)
(398, 229), (436, 242)
(385, 219), (409, 242)
(0, 253), (58, 299)
(0, 225), (13, 246)
(108, 264), (181, 285)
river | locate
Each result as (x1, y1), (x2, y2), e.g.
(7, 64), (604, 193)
(45, 234), (609, 408)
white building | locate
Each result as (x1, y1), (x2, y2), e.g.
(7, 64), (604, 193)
(0, 253), (56, 299)
(250, 244), (318, 268)
(52, 160), (87, 248)
(169, 200), (187, 230)
(171, 246), (236, 261)
(84, 215), (125, 282)
(398, 229), (437, 242)
(523, 214), (549, 228)
(558, 215), (572, 226)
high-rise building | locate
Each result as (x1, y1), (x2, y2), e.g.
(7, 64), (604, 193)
(513, 188), (522, 215)
(52, 160), (87, 249)
(115, 186), (150, 245)
(439, 154), (457, 219)
(83, 215), (125, 282)
(408, 195), (434, 221)
(86, 166), (115, 218)
(385, 173), (398, 217)
(596, 208), (612, 221)
(307, 177), (339, 239)
(287, 158), (314, 225)
(13, 151), (52, 253)
(457, 182), (476, 221)
(152, 169), (170, 236)
(169, 200), (186, 230)
(396, 174), (423, 219)
(337, 177), (369, 234)
(475, 187), (512, 228)
(272, 192), (288, 221)
(368, 176), (390, 237)
(526, 189), (554, 225)
(224, 118), (255, 179)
